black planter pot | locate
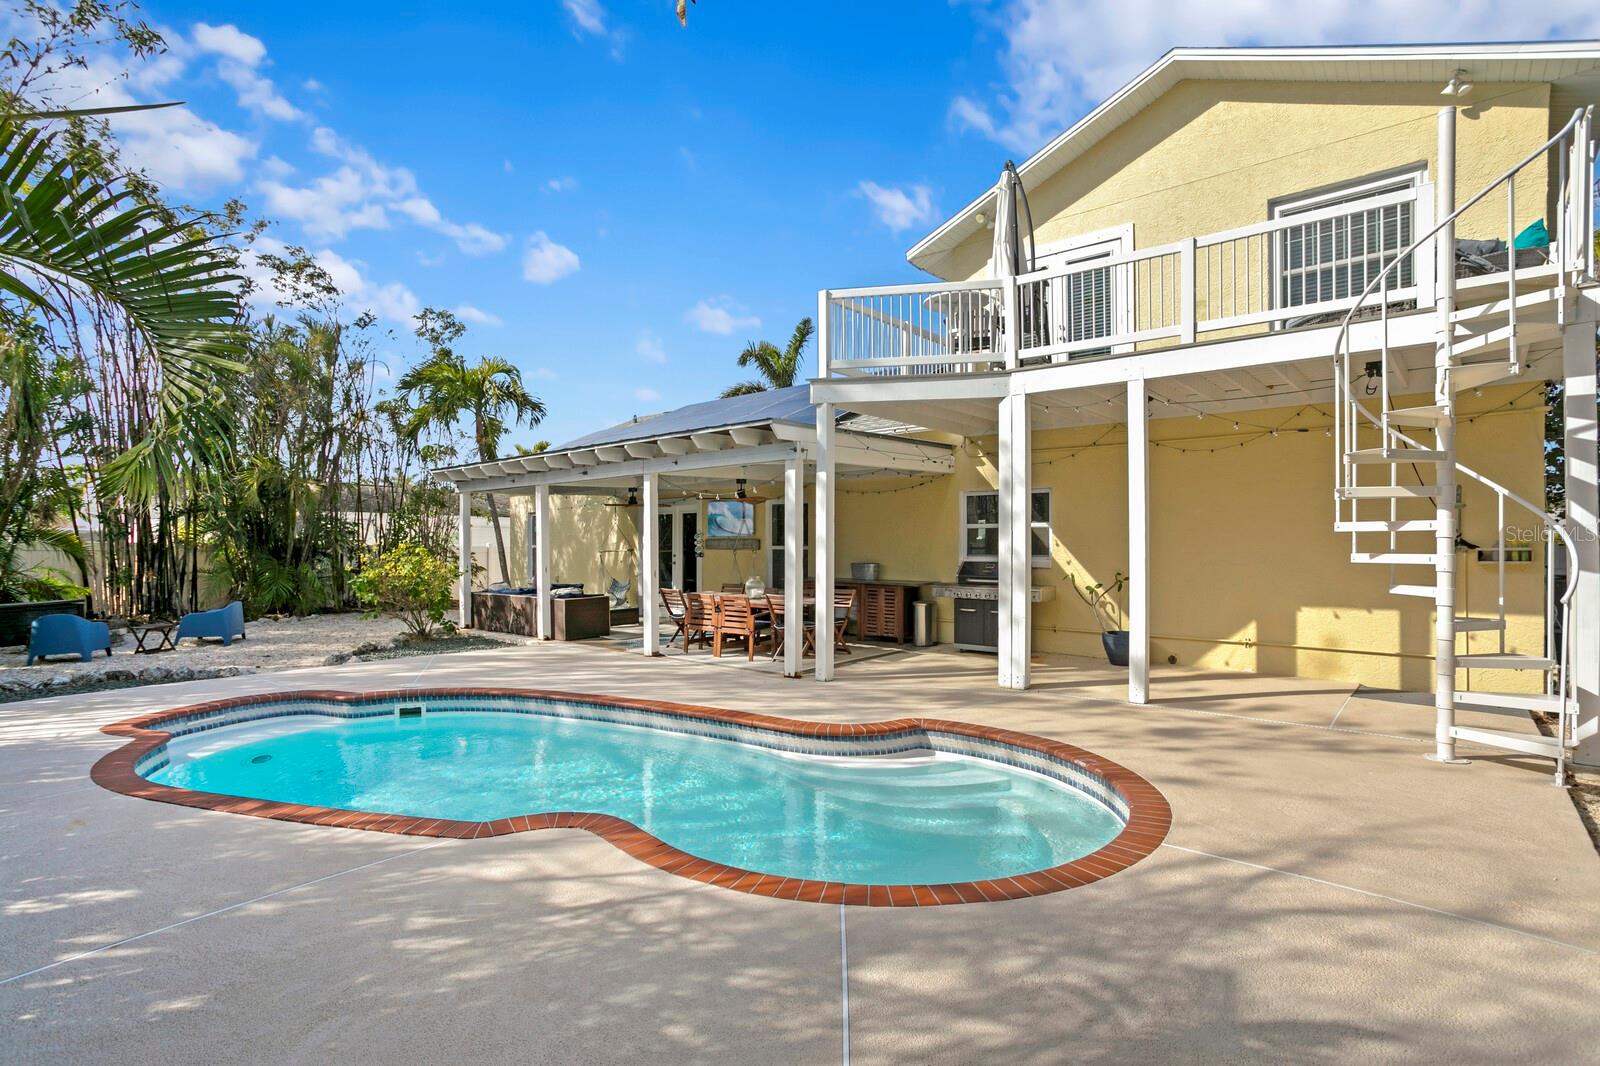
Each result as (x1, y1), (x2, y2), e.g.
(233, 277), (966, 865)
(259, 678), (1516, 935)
(1101, 630), (1130, 667)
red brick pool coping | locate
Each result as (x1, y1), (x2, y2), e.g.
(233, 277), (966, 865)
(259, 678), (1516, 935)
(91, 687), (1171, 906)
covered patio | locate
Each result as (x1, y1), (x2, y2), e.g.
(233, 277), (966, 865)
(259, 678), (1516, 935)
(432, 388), (956, 677)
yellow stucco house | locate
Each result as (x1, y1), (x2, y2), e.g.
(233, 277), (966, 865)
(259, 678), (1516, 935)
(437, 42), (1600, 781)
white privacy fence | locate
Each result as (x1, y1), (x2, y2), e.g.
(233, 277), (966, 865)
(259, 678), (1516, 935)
(821, 184), (1443, 376)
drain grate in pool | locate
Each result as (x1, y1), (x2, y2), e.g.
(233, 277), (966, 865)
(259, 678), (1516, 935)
(250, 754), (272, 764)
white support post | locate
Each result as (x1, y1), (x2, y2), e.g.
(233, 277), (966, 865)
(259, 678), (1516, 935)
(815, 403), (836, 682)
(640, 473), (659, 657)
(1430, 104), (1464, 764)
(997, 391), (1031, 690)
(1178, 238), (1196, 345)
(1002, 275), (1021, 370)
(1128, 377), (1150, 704)
(533, 485), (552, 640)
(457, 492), (473, 628)
(1566, 292), (1600, 769)
(783, 452), (804, 678)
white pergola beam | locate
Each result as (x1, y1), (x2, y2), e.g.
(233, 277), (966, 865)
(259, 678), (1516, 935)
(656, 437), (693, 455)
(624, 441), (661, 459)
(569, 449), (600, 466)
(542, 453), (574, 469)
(595, 446), (629, 462)
(728, 426), (770, 446)
(690, 432), (732, 451)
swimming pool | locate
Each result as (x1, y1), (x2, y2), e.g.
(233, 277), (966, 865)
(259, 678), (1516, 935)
(94, 689), (1170, 904)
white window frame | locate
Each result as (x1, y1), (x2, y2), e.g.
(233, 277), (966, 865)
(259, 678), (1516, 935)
(765, 498), (810, 588)
(1268, 164), (1425, 312)
(960, 488), (1051, 568)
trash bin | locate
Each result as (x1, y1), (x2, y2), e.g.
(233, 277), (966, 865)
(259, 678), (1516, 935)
(912, 600), (936, 647)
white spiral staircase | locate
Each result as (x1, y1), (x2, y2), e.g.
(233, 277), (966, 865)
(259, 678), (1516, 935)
(1334, 106), (1596, 785)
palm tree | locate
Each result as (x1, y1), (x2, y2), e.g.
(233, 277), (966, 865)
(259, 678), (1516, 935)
(397, 311), (545, 585)
(721, 317), (814, 398)
(0, 119), (244, 497)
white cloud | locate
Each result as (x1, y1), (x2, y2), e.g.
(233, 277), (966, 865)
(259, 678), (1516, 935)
(190, 22), (267, 67)
(242, 238), (420, 324)
(545, 176), (579, 192)
(522, 232), (581, 283)
(454, 304), (504, 327)
(948, 95), (997, 139)
(957, 0), (1600, 151)
(634, 387), (661, 404)
(636, 331), (667, 363)
(303, 77), (325, 92)
(504, 159), (515, 174)
(190, 23), (302, 121)
(215, 58), (302, 121)
(685, 299), (760, 336)
(856, 181), (935, 232)
(257, 126), (505, 253)
(563, 0), (607, 35)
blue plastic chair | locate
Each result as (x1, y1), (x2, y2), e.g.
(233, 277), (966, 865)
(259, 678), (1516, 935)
(175, 600), (247, 647)
(27, 614), (113, 665)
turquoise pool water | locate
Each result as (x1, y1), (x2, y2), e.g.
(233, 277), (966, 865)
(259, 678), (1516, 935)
(149, 710), (1123, 885)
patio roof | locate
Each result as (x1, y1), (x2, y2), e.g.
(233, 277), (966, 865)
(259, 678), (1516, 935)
(432, 385), (955, 494)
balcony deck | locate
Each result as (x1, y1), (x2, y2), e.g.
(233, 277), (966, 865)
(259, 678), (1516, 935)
(816, 181), (1576, 434)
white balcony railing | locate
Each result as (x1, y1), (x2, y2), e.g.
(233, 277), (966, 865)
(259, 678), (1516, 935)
(821, 184), (1454, 377)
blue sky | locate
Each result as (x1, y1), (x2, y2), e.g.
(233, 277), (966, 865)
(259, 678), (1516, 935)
(61, 1), (1600, 448)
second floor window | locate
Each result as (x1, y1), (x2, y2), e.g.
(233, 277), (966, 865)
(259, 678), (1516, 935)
(1273, 168), (1421, 309)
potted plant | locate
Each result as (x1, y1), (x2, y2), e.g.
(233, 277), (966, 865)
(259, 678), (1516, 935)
(1071, 570), (1129, 666)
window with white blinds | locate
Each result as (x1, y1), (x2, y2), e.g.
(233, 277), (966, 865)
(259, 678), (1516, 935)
(1274, 171), (1420, 309)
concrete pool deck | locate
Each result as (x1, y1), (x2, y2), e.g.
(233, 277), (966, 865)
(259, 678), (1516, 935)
(2, 641), (1596, 1063)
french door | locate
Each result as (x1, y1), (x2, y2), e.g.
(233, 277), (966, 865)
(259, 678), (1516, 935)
(657, 503), (699, 593)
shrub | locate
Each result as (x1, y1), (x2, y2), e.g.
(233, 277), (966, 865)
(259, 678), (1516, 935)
(350, 542), (459, 638)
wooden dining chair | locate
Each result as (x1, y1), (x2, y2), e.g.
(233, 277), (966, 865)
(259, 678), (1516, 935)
(831, 587), (856, 655)
(682, 592), (718, 653)
(764, 592), (815, 661)
(714, 595), (769, 660)
(660, 588), (690, 650)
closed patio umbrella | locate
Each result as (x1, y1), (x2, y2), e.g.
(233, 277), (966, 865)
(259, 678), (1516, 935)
(990, 160), (1035, 279)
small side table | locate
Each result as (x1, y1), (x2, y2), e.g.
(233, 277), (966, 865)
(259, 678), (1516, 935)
(131, 621), (178, 654)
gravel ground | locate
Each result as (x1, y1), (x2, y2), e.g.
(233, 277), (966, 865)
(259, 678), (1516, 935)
(0, 613), (528, 700)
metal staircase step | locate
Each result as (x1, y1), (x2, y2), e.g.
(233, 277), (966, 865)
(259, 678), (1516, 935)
(1456, 690), (1565, 713)
(1347, 447), (1449, 464)
(1457, 653), (1556, 671)
(1449, 725), (1565, 757)
(1384, 405), (1450, 427)
(1452, 616), (1506, 633)
(1450, 359), (1517, 392)
(1351, 552), (1439, 565)
(1389, 583), (1437, 598)
(1449, 288), (1560, 324)
(1342, 485), (1444, 499)
(1338, 519), (1442, 534)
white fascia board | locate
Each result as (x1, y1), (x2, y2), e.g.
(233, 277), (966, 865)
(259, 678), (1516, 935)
(811, 374), (1008, 406)
(443, 442), (807, 495)
(1010, 314), (1437, 396)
